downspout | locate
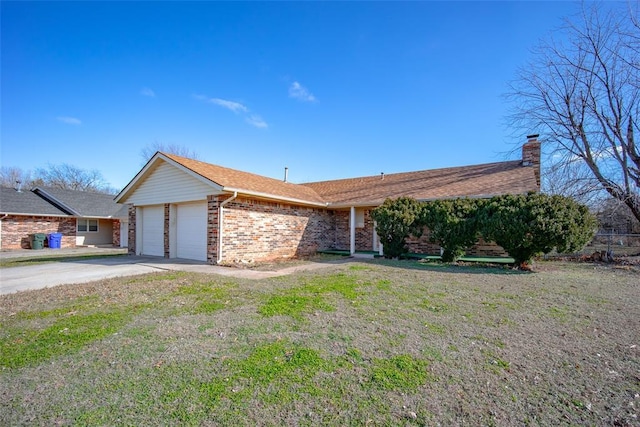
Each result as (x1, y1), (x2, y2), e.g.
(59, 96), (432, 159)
(217, 191), (237, 264)
(0, 214), (7, 250)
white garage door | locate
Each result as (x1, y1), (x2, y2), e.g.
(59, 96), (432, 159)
(176, 202), (207, 261)
(141, 206), (164, 257)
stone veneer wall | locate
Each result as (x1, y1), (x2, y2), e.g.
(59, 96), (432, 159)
(219, 197), (336, 263)
(1, 215), (76, 249)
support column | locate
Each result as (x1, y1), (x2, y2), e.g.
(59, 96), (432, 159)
(350, 206), (356, 255)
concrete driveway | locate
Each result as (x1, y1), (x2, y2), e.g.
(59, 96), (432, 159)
(0, 251), (346, 295)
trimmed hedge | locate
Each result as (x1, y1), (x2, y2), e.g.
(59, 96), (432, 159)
(371, 193), (597, 266)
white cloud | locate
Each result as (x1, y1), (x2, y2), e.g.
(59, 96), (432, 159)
(288, 81), (317, 102)
(245, 114), (268, 129)
(194, 95), (248, 113)
(57, 116), (81, 125)
(140, 87), (156, 97)
(194, 94), (266, 129)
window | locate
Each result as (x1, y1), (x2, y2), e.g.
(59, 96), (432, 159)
(77, 219), (99, 233)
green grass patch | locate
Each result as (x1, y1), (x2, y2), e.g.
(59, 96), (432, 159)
(259, 294), (333, 320)
(1, 310), (132, 368)
(369, 354), (431, 391)
(259, 273), (373, 320)
(168, 281), (232, 315)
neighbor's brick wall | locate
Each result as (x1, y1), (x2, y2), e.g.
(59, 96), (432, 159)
(220, 197), (335, 263)
(1, 215), (76, 249)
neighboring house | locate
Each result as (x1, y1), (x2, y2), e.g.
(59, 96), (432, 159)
(0, 186), (127, 250)
(115, 136), (541, 263)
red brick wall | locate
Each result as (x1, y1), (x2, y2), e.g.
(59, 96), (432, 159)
(112, 219), (121, 246)
(355, 209), (375, 251)
(127, 206), (136, 255)
(333, 211), (350, 250)
(1, 215), (76, 249)
(220, 197), (335, 262)
(405, 227), (508, 257)
(406, 229), (442, 255)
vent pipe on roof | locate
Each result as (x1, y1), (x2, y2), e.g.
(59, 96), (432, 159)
(284, 167), (289, 183)
(15, 180), (22, 193)
(381, 172), (384, 180)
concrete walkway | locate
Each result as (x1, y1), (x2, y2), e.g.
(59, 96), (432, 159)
(0, 248), (348, 295)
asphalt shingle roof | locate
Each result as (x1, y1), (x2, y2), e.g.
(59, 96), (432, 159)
(0, 187), (69, 216)
(302, 160), (538, 206)
(0, 186), (125, 217)
(33, 187), (123, 217)
(162, 153), (328, 205)
(162, 154), (538, 207)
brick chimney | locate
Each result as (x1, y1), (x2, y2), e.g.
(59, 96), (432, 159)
(522, 134), (541, 189)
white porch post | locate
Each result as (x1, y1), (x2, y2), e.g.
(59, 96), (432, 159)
(349, 206), (356, 255)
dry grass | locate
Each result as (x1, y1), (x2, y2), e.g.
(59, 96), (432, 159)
(1, 260), (638, 426)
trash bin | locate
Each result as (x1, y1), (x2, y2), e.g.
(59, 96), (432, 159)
(48, 232), (62, 249)
(30, 233), (46, 250)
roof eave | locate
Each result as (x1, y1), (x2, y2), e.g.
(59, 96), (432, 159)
(222, 187), (329, 208)
(31, 187), (79, 215)
(0, 211), (70, 218)
(115, 152), (224, 203)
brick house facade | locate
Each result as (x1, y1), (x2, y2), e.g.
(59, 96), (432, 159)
(0, 187), (126, 250)
(116, 137), (540, 264)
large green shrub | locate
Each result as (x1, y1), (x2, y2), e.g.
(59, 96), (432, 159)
(420, 198), (483, 262)
(482, 193), (597, 266)
(371, 197), (424, 258)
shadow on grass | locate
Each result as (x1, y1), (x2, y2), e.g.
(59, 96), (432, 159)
(359, 258), (530, 275)
(0, 254), (129, 268)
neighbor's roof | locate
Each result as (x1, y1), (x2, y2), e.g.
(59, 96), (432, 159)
(0, 187), (69, 216)
(33, 187), (124, 218)
(0, 186), (125, 218)
(162, 153), (328, 205)
(302, 160), (539, 207)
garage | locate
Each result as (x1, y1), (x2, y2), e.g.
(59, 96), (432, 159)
(141, 205), (164, 257)
(176, 202), (207, 261)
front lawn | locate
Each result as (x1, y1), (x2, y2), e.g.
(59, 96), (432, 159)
(1, 260), (638, 425)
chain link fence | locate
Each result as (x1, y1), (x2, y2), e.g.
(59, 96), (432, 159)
(547, 233), (640, 259)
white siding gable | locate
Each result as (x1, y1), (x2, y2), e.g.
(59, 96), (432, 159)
(126, 161), (220, 205)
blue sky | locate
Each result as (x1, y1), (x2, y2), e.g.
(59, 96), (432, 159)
(2, 1), (584, 191)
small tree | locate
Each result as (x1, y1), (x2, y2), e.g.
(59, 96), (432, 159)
(140, 142), (199, 164)
(33, 163), (116, 194)
(421, 198), (483, 262)
(371, 197), (424, 258)
(482, 193), (597, 267)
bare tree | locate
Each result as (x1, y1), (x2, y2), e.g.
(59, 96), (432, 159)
(0, 166), (32, 189)
(33, 163), (115, 194)
(508, 3), (640, 222)
(139, 142), (199, 164)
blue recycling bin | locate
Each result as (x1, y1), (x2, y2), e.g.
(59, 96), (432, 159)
(48, 233), (62, 249)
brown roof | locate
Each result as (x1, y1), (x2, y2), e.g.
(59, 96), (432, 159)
(162, 153), (538, 207)
(162, 153), (327, 205)
(301, 161), (538, 207)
